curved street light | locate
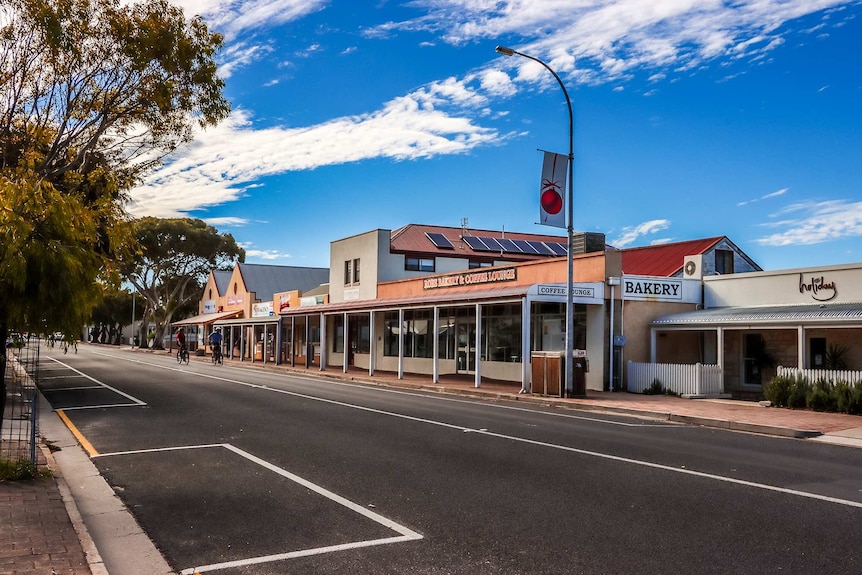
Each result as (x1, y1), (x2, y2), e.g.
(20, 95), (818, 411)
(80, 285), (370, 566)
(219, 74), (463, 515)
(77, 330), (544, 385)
(495, 45), (579, 397)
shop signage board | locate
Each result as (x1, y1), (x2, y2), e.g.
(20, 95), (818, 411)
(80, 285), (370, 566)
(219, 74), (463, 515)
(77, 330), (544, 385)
(423, 267), (518, 290)
(252, 301), (274, 317)
(203, 300), (216, 314)
(528, 283), (604, 305)
(622, 276), (702, 304)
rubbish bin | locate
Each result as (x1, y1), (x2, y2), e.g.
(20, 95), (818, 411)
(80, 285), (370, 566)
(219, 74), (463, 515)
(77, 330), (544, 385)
(569, 352), (587, 397)
(530, 351), (564, 397)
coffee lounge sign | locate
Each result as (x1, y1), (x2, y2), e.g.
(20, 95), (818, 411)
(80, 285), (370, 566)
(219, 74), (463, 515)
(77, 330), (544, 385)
(799, 273), (837, 302)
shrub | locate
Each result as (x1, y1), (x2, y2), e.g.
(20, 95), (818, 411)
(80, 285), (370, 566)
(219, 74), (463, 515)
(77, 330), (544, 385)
(787, 376), (810, 409)
(807, 379), (837, 412)
(644, 378), (664, 395)
(764, 375), (793, 407)
(847, 384), (862, 416)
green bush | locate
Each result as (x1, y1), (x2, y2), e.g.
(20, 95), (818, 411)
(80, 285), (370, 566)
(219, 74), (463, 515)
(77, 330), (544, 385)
(764, 375), (793, 407)
(807, 379), (837, 412)
(787, 376), (810, 409)
(847, 384), (862, 415)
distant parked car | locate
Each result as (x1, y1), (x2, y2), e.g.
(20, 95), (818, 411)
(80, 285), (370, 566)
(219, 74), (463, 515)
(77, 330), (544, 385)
(5, 332), (24, 348)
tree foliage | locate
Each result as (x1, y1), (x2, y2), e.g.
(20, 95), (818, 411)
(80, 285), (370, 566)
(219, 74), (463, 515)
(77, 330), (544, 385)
(122, 217), (244, 349)
(1, 0), (229, 424)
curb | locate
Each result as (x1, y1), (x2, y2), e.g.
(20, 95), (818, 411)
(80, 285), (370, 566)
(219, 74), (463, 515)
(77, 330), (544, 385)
(40, 441), (109, 575)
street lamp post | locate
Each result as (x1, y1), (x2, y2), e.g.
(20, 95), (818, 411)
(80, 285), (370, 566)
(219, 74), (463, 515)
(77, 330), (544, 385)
(495, 45), (578, 396)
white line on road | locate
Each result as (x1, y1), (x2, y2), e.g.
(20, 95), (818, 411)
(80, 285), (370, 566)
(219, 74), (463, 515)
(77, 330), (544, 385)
(94, 443), (423, 574)
(47, 357), (147, 409)
(88, 350), (862, 509)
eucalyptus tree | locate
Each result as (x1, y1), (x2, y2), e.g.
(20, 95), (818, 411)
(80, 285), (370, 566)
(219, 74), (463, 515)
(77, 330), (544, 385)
(123, 217), (244, 349)
(1, 0), (229, 427)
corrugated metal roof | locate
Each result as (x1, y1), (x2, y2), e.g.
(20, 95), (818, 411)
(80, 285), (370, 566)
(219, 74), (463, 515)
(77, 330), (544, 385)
(237, 263), (329, 300)
(213, 270), (232, 296)
(652, 302), (862, 327)
(621, 237), (722, 277)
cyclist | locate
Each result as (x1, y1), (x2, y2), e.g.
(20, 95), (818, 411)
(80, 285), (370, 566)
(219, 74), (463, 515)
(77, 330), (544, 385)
(176, 328), (188, 364)
(208, 327), (223, 363)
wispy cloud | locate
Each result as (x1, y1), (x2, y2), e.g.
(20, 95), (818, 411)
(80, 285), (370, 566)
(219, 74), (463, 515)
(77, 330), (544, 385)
(128, 94), (499, 217)
(756, 200), (862, 246)
(611, 219), (672, 247)
(737, 187), (788, 206)
(128, 1), (854, 219)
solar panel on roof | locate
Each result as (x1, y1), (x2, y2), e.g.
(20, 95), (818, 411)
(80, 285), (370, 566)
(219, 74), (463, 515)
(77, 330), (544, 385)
(479, 237), (504, 252)
(462, 236), (491, 251)
(496, 238), (522, 253)
(528, 241), (556, 255)
(426, 232), (454, 249)
(547, 242), (568, 256)
(512, 239), (539, 254)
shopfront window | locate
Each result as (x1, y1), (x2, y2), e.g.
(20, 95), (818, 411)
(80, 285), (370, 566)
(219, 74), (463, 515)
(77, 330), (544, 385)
(482, 304), (522, 362)
(530, 302), (587, 352)
(383, 310), (434, 358)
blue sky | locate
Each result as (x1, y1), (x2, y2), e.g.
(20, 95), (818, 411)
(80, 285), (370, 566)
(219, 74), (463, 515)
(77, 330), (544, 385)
(127, 0), (862, 272)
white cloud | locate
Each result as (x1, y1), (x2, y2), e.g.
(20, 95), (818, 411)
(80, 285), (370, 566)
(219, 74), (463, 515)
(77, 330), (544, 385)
(170, 0), (330, 40)
(756, 200), (862, 246)
(737, 187), (788, 206)
(204, 217), (252, 227)
(611, 219), (672, 247)
(128, 94), (499, 217)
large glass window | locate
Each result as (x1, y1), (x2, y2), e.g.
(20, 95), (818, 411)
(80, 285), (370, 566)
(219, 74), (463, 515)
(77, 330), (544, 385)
(383, 310), (434, 358)
(482, 304), (522, 362)
(530, 302), (587, 352)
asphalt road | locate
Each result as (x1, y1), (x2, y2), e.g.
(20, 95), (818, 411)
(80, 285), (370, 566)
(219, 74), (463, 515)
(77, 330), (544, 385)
(38, 345), (862, 575)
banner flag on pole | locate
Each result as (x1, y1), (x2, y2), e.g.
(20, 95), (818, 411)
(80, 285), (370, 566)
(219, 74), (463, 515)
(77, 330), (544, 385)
(539, 151), (567, 228)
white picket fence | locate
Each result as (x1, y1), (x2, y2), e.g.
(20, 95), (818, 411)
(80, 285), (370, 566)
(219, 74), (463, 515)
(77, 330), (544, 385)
(776, 366), (862, 387)
(627, 361), (724, 396)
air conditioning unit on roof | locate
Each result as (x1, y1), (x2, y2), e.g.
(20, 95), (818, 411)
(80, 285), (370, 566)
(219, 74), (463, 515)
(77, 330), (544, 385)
(683, 254), (702, 279)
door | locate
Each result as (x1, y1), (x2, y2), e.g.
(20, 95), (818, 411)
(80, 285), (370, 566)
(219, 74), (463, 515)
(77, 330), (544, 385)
(456, 319), (476, 373)
(742, 333), (764, 386)
(810, 337), (826, 369)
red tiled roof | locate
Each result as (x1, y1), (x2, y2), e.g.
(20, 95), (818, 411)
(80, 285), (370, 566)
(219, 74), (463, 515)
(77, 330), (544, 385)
(389, 223), (568, 261)
(621, 237), (723, 277)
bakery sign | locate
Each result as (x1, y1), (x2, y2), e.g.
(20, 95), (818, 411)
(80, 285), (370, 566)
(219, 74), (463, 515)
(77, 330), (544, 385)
(799, 273), (837, 302)
(623, 277), (683, 301)
(423, 267), (517, 290)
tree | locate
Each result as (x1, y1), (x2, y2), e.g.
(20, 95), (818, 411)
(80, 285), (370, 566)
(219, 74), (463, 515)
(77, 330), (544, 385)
(1, 0), (228, 428)
(122, 217), (244, 349)
(90, 285), (139, 345)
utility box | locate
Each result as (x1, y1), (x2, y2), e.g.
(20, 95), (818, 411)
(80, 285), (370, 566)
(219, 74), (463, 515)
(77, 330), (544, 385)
(570, 350), (587, 397)
(530, 351), (564, 397)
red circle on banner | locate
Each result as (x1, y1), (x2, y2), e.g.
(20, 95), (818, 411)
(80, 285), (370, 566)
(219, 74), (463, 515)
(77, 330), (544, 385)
(541, 189), (563, 215)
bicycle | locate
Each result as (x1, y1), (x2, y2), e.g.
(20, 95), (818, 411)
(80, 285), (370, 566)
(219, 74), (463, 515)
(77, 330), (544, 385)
(211, 343), (223, 365)
(177, 344), (189, 365)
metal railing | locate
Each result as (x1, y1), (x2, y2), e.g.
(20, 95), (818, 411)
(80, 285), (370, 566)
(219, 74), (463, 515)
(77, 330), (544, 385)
(1, 336), (40, 465)
(627, 361), (723, 395)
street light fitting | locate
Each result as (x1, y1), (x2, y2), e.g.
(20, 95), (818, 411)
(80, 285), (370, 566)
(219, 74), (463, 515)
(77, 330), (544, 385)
(495, 45), (515, 57)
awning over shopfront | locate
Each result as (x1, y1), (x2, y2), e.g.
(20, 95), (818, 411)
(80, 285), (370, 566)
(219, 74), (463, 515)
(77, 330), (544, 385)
(172, 309), (241, 326)
(651, 302), (862, 328)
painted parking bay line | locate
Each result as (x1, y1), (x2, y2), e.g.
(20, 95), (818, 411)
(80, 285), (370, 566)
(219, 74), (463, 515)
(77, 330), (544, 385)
(93, 443), (424, 574)
(47, 357), (146, 409)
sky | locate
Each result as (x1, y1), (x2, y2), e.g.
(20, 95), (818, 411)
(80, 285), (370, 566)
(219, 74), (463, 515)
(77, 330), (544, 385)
(126, 0), (862, 272)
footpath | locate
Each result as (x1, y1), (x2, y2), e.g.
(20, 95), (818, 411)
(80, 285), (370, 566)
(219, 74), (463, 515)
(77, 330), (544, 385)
(3, 347), (862, 575)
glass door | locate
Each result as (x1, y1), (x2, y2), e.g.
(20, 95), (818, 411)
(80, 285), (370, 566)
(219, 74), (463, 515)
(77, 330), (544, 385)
(456, 319), (476, 373)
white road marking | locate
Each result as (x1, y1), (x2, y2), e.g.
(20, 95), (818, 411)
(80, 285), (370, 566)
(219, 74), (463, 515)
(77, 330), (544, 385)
(88, 349), (862, 509)
(47, 357), (146, 409)
(94, 443), (423, 573)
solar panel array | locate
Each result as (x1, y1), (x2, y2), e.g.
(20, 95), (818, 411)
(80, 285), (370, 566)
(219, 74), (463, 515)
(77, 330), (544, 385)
(461, 235), (567, 256)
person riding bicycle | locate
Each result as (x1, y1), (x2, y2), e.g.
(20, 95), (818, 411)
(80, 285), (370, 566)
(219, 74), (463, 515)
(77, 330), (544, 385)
(208, 327), (223, 359)
(176, 328), (186, 352)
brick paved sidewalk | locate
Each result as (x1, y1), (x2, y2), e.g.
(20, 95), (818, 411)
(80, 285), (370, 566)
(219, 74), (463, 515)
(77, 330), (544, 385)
(0, 445), (92, 575)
